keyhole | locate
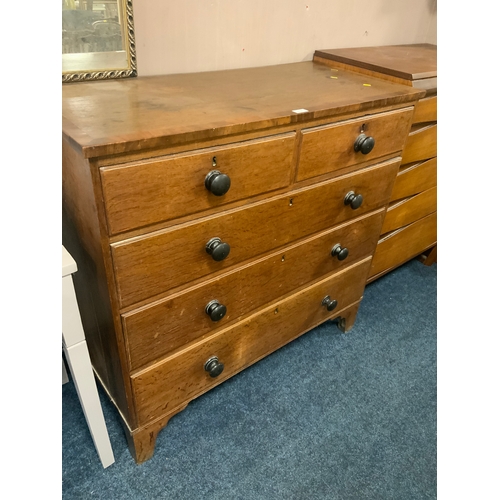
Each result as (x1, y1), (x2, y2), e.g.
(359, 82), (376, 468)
(289, 198), (294, 206)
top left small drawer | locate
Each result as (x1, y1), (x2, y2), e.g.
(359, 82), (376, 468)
(100, 133), (296, 236)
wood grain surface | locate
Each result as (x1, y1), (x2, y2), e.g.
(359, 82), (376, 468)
(369, 212), (437, 279)
(100, 133), (296, 235)
(401, 124), (437, 165)
(123, 210), (385, 371)
(131, 258), (372, 425)
(381, 187), (437, 235)
(390, 157), (437, 202)
(62, 61), (424, 159)
(412, 96), (437, 125)
(297, 107), (413, 181)
(111, 158), (400, 308)
(314, 44), (437, 81)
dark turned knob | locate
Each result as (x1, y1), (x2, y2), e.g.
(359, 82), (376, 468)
(205, 170), (231, 196)
(331, 244), (349, 261)
(344, 191), (363, 210)
(204, 356), (224, 378)
(322, 295), (338, 312)
(205, 237), (231, 261)
(354, 133), (375, 154)
(205, 299), (227, 322)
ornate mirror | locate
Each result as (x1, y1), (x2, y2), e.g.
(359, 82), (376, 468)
(62, 0), (137, 83)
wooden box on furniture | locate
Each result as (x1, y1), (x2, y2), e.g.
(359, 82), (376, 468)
(62, 61), (423, 463)
(313, 44), (437, 281)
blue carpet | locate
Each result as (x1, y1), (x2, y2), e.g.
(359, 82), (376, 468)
(62, 257), (436, 499)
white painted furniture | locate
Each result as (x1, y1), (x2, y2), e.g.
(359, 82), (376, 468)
(62, 246), (115, 468)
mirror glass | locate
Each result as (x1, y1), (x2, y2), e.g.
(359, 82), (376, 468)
(62, 0), (137, 83)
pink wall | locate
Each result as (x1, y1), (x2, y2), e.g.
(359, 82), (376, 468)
(133, 0), (437, 77)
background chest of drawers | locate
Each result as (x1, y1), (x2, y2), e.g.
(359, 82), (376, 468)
(314, 44), (437, 281)
(62, 61), (423, 463)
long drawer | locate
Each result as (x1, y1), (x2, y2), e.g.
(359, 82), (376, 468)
(381, 187), (437, 235)
(368, 212), (437, 279)
(401, 124), (437, 165)
(297, 108), (413, 181)
(123, 210), (385, 370)
(131, 257), (372, 425)
(391, 157), (437, 202)
(100, 133), (296, 235)
(111, 157), (400, 307)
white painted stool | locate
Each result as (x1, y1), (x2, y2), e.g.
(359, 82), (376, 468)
(62, 246), (115, 468)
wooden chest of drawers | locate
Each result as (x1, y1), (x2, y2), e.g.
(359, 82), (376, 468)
(313, 44), (437, 280)
(62, 61), (423, 463)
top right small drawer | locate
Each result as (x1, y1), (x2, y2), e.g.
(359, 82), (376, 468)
(296, 107), (414, 182)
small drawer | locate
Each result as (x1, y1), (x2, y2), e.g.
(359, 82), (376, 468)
(391, 157), (437, 202)
(296, 107), (413, 181)
(368, 211), (437, 279)
(111, 157), (400, 308)
(123, 210), (385, 370)
(381, 187), (437, 235)
(401, 124), (437, 165)
(100, 133), (296, 235)
(412, 96), (437, 125)
(131, 257), (372, 425)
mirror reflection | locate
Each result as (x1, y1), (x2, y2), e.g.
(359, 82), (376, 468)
(62, 1), (123, 54)
(62, 0), (136, 82)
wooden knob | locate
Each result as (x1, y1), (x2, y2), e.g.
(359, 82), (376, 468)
(354, 133), (375, 154)
(204, 356), (224, 377)
(205, 170), (231, 196)
(331, 244), (349, 261)
(344, 191), (363, 210)
(205, 300), (227, 322)
(322, 295), (338, 312)
(205, 237), (231, 261)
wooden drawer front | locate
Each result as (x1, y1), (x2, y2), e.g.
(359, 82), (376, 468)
(412, 96), (437, 125)
(381, 187), (436, 235)
(112, 158), (400, 308)
(401, 124), (437, 165)
(124, 210), (384, 370)
(296, 107), (413, 181)
(100, 133), (296, 235)
(369, 212), (437, 279)
(391, 157), (437, 202)
(132, 257), (372, 424)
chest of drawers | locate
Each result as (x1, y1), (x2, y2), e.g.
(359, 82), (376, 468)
(62, 61), (423, 463)
(313, 44), (437, 280)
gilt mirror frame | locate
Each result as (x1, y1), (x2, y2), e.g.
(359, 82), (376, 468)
(62, 0), (137, 83)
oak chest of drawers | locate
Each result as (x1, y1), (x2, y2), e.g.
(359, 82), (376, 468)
(314, 44), (437, 280)
(62, 61), (423, 463)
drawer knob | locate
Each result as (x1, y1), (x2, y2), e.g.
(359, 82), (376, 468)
(354, 133), (375, 154)
(322, 295), (338, 312)
(344, 191), (363, 210)
(331, 244), (349, 261)
(204, 356), (224, 377)
(205, 170), (231, 196)
(205, 237), (231, 261)
(205, 299), (227, 322)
